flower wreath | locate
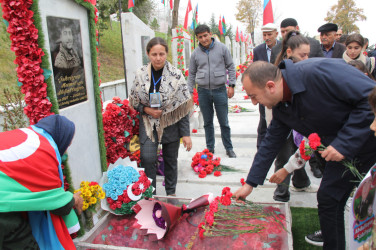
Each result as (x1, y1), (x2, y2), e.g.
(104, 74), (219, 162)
(102, 97), (140, 166)
(102, 164), (153, 215)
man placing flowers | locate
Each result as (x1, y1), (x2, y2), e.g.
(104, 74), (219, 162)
(233, 59), (376, 249)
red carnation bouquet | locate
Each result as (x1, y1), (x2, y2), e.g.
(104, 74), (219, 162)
(198, 187), (286, 240)
(300, 133), (364, 180)
(102, 97), (140, 166)
(191, 149), (222, 178)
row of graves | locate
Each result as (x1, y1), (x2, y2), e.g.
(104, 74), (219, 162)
(2, 0), (375, 249)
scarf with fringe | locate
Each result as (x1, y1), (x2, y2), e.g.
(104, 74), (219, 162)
(129, 61), (193, 142)
(343, 51), (375, 73)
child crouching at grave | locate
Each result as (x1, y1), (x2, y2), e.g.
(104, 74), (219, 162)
(129, 37), (194, 196)
(0, 114), (83, 250)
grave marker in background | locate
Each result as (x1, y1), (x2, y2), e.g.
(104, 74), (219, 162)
(121, 13), (155, 93)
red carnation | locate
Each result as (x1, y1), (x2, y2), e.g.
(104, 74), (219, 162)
(240, 178), (246, 186)
(199, 170), (207, 178)
(299, 140), (311, 161)
(192, 129), (197, 133)
(308, 133), (322, 150)
(214, 171), (221, 176)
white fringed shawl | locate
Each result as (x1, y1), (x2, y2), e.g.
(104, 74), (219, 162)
(129, 61), (193, 142)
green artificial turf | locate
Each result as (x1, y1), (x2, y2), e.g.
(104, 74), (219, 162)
(291, 207), (322, 250)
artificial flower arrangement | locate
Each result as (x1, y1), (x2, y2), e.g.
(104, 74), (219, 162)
(300, 133), (364, 180)
(229, 104), (254, 113)
(75, 181), (105, 211)
(101, 157), (153, 215)
(74, 181), (106, 230)
(102, 97), (140, 166)
(235, 54), (253, 79)
(191, 149), (222, 178)
(198, 186), (286, 248)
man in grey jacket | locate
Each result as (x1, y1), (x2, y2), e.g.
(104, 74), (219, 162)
(188, 24), (236, 158)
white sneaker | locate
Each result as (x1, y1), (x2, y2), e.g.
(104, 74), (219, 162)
(290, 184), (318, 193)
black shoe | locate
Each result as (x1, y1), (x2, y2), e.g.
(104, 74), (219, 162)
(273, 195), (290, 202)
(305, 230), (323, 247)
(226, 150), (236, 158)
(208, 149), (215, 154)
(311, 166), (323, 178)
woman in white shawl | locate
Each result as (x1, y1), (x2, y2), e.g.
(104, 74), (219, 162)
(343, 33), (375, 78)
(129, 37), (193, 196)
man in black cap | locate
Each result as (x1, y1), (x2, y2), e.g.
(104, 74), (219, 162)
(318, 23), (346, 58)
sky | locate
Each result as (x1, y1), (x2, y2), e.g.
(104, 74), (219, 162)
(167, 0), (376, 47)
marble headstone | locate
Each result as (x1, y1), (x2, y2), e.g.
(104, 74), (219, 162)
(232, 39), (240, 66)
(225, 36), (232, 56)
(39, 0), (104, 186)
(121, 12), (155, 94)
(241, 42), (246, 63)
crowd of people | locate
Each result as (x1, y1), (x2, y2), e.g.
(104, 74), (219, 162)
(234, 18), (376, 249)
(1, 17), (376, 249)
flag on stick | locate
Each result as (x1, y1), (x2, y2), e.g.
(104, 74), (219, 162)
(128, 0), (134, 12)
(222, 16), (226, 34)
(218, 15), (223, 35)
(184, 0), (192, 30)
(170, 0), (173, 10)
(235, 27), (239, 42)
(263, 0), (274, 25)
(190, 4), (198, 30)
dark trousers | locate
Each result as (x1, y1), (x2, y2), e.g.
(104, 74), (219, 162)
(140, 133), (180, 195)
(273, 133), (311, 200)
(317, 187), (352, 250)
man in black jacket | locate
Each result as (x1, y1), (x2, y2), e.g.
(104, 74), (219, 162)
(267, 18), (325, 205)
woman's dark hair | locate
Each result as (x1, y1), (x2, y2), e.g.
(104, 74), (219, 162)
(146, 37), (168, 54)
(348, 60), (376, 81)
(345, 33), (364, 47)
(274, 30), (310, 66)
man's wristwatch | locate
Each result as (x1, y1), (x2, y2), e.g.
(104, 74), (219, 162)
(228, 84), (235, 88)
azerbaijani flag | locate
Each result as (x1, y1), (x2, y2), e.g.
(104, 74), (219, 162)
(263, 0), (274, 25)
(184, 0), (192, 30)
(0, 126), (79, 250)
(235, 27), (239, 42)
(128, 0), (135, 12)
(222, 16), (226, 35)
(218, 15), (223, 35)
(191, 4), (198, 30)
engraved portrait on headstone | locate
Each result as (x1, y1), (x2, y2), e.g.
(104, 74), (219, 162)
(47, 16), (87, 109)
(141, 36), (150, 65)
